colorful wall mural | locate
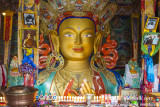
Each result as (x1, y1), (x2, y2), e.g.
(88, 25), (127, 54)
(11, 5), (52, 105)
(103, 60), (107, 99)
(109, 0), (134, 3)
(110, 15), (133, 68)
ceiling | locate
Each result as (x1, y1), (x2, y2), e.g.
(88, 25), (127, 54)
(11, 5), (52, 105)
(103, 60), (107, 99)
(0, 0), (139, 13)
(0, 0), (19, 13)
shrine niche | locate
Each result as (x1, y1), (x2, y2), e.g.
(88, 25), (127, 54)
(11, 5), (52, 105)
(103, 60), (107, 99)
(35, 0), (124, 97)
(2, 0), (160, 107)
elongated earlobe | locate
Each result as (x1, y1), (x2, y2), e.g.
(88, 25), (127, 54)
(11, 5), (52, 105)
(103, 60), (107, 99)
(49, 30), (60, 53)
(94, 31), (102, 54)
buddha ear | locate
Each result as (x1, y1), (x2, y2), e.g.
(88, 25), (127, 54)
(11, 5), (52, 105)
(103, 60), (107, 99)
(94, 31), (102, 54)
(49, 30), (59, 53)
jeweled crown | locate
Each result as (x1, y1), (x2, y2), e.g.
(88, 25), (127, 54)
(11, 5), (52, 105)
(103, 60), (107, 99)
(40, 0), (117, 35)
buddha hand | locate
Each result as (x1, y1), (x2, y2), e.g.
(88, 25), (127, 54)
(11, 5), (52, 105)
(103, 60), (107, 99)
(63, 79), (96, 96)
(80, 79), (96, 96)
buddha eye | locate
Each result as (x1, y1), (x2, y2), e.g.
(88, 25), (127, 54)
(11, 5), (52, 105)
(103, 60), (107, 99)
(83, 34), (92, 37)
(64, 34), (74, 37)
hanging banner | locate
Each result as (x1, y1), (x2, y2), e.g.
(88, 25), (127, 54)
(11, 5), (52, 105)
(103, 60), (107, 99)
(3, 10), (14, 66)
(141, 0), (145, 11)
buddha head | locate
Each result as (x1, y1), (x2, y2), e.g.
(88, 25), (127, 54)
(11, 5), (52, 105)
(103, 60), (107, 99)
(40, 1), (118, 61)
(59, 18), (96, 60)
(50, 15), (102, 61)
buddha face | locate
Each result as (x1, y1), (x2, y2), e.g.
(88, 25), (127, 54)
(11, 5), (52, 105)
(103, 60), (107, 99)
(59, 18), (96, 60)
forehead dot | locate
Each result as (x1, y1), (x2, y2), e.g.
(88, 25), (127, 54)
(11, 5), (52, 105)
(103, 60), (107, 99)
(77, 27), (80, 30)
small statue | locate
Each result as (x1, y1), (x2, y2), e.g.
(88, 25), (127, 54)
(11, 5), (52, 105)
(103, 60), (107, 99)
(8, 56), (23, 87)
(124, 58), (141, 89)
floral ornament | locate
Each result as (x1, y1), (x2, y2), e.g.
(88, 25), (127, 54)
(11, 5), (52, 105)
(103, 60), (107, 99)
(20, 63), (36, 76)
(37, 52), (64, 85)
(46, 52), (64, 72)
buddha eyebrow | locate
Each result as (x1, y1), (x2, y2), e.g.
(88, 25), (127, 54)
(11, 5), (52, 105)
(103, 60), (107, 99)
(64, 27), (93, 30)
(83, 28), (93, 30)
(64, 27), (75, 30)
(81, 28), (96, 34)
(81, 28), (94, 32)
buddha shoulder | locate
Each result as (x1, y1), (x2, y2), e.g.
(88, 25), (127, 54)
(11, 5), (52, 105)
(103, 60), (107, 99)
(97, 69), (117, 86)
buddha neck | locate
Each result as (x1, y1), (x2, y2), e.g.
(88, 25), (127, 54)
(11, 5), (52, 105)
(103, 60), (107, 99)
(63, 59), (91, 72)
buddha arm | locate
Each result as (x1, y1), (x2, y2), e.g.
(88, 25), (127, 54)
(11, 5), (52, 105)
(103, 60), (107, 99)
(99, 70), (124, 96)
(34, 72), (58, 95)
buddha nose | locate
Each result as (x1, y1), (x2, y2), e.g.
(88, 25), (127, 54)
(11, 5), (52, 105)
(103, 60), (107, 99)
(75, 34), (82, 45)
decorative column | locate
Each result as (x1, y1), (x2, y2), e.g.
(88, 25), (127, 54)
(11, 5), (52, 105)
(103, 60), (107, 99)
(18, 0), (39, 86)
(18, 0), (39, 66)
(131, 12), (140, 60)
(141, 0), (155, 105)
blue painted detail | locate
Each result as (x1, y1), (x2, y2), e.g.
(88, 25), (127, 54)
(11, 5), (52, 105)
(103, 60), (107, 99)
(156, 98), (159, 102)
(34, 72), (56, 94)
(53, 96), (56, 100)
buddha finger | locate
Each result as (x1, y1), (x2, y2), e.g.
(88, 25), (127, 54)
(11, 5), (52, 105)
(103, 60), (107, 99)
(83, 79), (92, 93)
(81, 83), (88, 94)
(91, 89), (96, 95)
(80, 88), (85, 96)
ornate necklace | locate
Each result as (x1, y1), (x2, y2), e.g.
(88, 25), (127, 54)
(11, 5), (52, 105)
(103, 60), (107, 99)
(58, 68), (94, 93)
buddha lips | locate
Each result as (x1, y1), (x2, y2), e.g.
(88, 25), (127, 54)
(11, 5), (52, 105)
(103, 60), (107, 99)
(72, 47), (84, 52)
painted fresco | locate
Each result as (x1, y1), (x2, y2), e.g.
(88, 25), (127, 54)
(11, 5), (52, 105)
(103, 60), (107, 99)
(110, 15), (133, 68)
(109, 0), (133, 3)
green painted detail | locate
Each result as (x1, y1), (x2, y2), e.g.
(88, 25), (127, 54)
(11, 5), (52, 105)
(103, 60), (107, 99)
(34, 72), (56, 95)
(100, 72), (118, 96)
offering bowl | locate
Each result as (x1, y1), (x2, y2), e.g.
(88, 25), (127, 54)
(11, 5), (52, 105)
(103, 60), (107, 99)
(1, 85), (38, 107)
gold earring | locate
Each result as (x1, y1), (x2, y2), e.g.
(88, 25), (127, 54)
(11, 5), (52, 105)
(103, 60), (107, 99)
(46, 52), (64, 72)
(90, 53), (106, 72)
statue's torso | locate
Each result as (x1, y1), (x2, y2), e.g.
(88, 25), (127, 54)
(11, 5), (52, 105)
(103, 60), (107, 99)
(35, 69), (123, 96)
(51, 69), (94, 95)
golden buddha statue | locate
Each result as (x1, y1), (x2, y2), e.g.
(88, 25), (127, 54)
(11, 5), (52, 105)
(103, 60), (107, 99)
(35, 0), (123, 96)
